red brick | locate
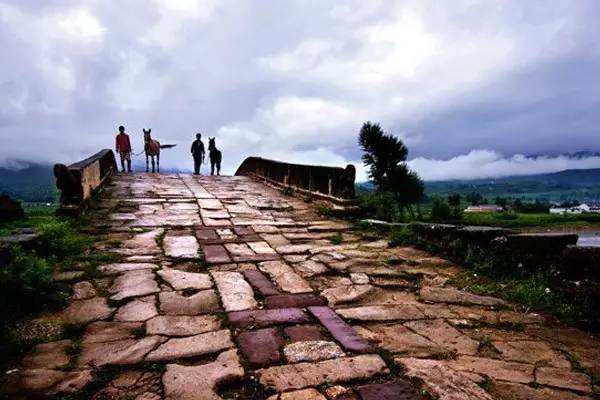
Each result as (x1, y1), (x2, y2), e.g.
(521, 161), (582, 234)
(202, 244), (231, 264)
(358, 381), (424, 400)
(243, 270), (280, 296)
(228, 308), (312, 328)
(284, 325), (325, 343)
(265, 294), (324, 309)
(237, 328), (284, 367)
(308, 306), (373, 354)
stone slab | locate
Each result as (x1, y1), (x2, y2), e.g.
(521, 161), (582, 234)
(420, 286), (506, 307)
(157, 268), (212, 291)
(211, 271), (257, 312)
(243, 270), (281, 296)
(146, 315), (221, 337)
(202, 244), (231, 263)
(357, 381), (424, 400)
(259, 261), (313, 293)
(22, 340), (71, 369)
(79, 336), (166, 367)
(335, 305), (425, 321)
(162, 349), (244, 400)
(446, 356), (534, 384)
(146, 330), (233, 362)
(109, 269), (159, 301)
(114, 295), (158, 322)
(535, 367), (591, 393)
(257, 354), (388, 392)
(237, 327), (284, 366)
(265, 293), (325, 309)
(228, 308), (312, 328)
(164, 235), (200, 259)
(159, 290), (220, 315)
(404, 319), (479, 355)
(321, 285), (375, 306)
(98, 263), (159, 276)
(308, 306), (373, 353)
(284, 340), (345, 363)
(59, 297), (115, 323)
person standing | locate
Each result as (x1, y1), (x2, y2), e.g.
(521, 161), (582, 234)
(115, 125), (132, 173)
(191, 133), (205, 175)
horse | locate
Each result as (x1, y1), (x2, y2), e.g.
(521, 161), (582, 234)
(208, 137), (222, 176)
(143, 128), (161, 173)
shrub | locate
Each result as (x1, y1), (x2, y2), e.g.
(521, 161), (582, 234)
(430, 197), (452, 221)
(359, 191), (399, 222)
(389, 226), (417, 247)
(36, 221), (88, 260)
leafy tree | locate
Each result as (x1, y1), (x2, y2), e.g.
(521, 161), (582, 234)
(448, 194), (461, 207)
(358, 121), (422, 220)
(359, 121), (408, 188)
(431, 197), (452, 221)
(466, 192), (483, 205)
(494, 197), (507, 207)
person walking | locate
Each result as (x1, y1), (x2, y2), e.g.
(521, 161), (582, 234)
(191, 133), (205, 175)
(115, 125), (132, 173)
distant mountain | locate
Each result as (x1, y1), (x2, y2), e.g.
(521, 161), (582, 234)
(0, 163), (56, 203)
(431, 168), (600, 186)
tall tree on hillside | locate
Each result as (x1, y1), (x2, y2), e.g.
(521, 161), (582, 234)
(358, 121), (423, 219)
(358, 121), (408, 188)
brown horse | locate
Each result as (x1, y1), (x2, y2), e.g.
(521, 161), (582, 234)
(143, 128), (161, 173)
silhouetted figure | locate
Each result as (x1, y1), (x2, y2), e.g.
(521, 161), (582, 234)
(208, 137), (222, 176)
(191, 133), (205, 175)
(115, 125), (132, 172)
(54, 164), (81, 205)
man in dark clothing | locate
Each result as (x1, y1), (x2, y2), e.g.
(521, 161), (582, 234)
(190, 133), (205, 175)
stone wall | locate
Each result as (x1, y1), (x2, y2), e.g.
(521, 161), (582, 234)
(54, 149), (117, 212)
(235, 156), (357, 205)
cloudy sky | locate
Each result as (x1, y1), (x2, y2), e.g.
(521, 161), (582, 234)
(1, 0), (599, 180)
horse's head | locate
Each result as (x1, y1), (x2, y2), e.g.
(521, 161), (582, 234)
(143, 128), (152, 142)
(208, 137), (216, 149)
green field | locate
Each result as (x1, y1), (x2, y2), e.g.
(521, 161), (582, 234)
(460, 211), (600, 230)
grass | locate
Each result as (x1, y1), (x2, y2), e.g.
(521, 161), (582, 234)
(0, 205), (56, 236)
(328, 232), (343, 245)
(461, 211), (600, 230)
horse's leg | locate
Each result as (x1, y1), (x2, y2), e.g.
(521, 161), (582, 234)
(217, 157), (221, 176)
(151, 155), (156, 173)
(146, 153), (149, 173)
(210, 159), (215, 176)
(157, 151), (160, 173)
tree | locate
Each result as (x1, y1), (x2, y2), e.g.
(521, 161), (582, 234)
(386, 164), (424, 217)
(431, 197), (452, 221)
(358, 121), (423, 220)
(447, 194), (461, 207)
(358, 121), (408, 188)
(466, 192), (483, 205)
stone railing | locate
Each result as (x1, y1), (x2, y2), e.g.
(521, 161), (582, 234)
(235, 156), (357, 205)
(54, 149), (117, 212)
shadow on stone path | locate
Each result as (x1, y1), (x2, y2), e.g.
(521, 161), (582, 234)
(5, 173), (599, 400)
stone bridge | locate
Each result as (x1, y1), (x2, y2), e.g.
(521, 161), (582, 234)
(8, 151), (599, 399)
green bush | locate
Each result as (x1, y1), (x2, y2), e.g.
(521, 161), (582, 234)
(389, 226), (417, 247)
(0, 248), (62, 317)
(430, 197), (452, 221)
(36, 221), (88, 260)
(359, 191), (399, 222)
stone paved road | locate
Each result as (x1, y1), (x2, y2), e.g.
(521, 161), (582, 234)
(9, 174), (599, 399)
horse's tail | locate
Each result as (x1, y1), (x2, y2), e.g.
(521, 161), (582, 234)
(160, 144), (177, 149)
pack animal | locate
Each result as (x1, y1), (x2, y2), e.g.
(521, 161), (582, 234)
(208, 137), (222, 176)
(143, 129), (161, 173)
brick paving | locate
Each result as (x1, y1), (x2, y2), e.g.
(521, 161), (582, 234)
(7, 173), (599, 399)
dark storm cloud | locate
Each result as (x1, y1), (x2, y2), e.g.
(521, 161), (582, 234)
(1, 0), (599, 180)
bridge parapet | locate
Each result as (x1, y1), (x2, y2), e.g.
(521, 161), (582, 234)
(54, 149), (117, 212)
(235, 156), (357, 206)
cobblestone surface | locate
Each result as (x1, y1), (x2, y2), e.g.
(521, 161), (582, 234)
(8, 173), (599, 399)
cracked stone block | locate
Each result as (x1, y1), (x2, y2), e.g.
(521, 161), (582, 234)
(283, 340), (345, 363)
(164, 235), (200, 259)
(98, 263), (159, 276)
(159, 290), (220, 315)
(265, 293), (324, 309)
(419, 286), (506, 307)
(59, 297), (115, 323)
(445, 356), (534, 384)
(535, 367), (591, 393)
(145, 329), (234, 362)
(158, 268), (212, 290)
(162, 349), (244, 400)
(321, 285), (375, 306)
(335, 305), (425, 321)
(494, 340), (571, 369)
(146, 315), (221, 337)
(22, 340), (71, 369)
(308, 306), (373, 353)
(259, 261), (313, 293)
(491, 381), (593, 400)
(78, 336), (166, 367)
(109, 269), (159, 301)
(228, 308), (312, 328)
(72, 281), (97, 300)
(243, 270), (281, 296)
(212, 271), (258, 311)
(20, 368), (92, 394)
(82, 321), (143, 344)
(248, 241), (277, 255)
(257, 354), (388, 392)
(237, 327), (284, 366)
(397, 357), (492, 400)
(404, 319), (480, 355)
(354, 324), (448, 358)
(115, 295), (158, 322)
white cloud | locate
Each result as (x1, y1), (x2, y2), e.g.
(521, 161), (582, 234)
(51, 8), (106, 40)
(409, 150), (600, 181)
